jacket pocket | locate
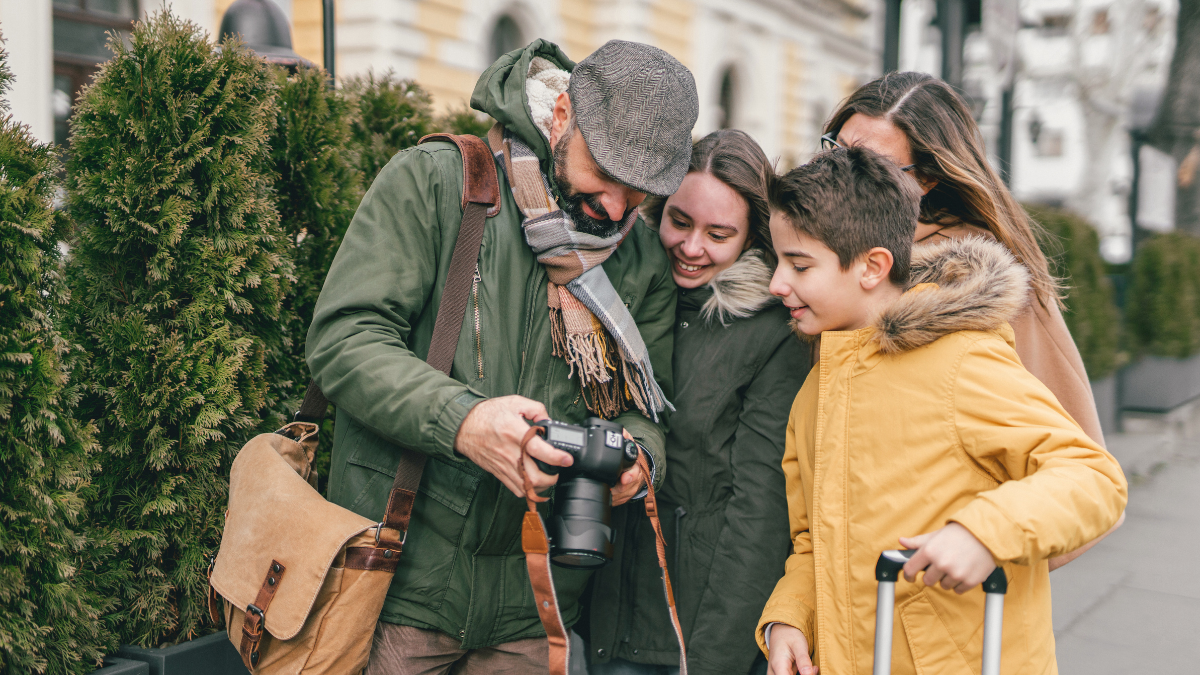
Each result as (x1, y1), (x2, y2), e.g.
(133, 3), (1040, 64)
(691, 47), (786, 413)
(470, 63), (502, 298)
(342, 424), (482, 611)
(898, 592), (975, 675)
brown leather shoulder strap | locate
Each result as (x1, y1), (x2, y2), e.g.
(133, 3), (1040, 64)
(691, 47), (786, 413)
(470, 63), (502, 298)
(290, 134), (500, 537)
(293, 134), (501, 423)
(419, 133), (500, 375)
(420, 133), (502, 218)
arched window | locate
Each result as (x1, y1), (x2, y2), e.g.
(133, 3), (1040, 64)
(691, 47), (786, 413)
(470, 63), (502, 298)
(718, 66), (738, 129)
(489, 15), (524, 63)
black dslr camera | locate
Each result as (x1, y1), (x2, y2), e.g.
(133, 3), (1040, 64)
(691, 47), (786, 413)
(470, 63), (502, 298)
(530, 417), (640, 569)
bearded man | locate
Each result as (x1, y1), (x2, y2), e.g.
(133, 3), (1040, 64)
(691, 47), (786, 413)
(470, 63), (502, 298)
(306, 39), (698, 672)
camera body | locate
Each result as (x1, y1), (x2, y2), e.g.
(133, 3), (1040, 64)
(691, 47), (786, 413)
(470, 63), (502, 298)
(531, 417), (639, 569)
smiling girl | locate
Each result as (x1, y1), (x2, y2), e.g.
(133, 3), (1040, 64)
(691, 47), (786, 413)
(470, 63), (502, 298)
(584, 130), (810, 675)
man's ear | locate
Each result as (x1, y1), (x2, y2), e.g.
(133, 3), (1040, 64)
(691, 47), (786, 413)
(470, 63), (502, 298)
(549, 92), (572, 147)
(860, 247), (895, 290)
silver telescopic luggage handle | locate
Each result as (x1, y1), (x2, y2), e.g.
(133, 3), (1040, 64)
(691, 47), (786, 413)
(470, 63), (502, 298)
(872, 550), (1007, 675)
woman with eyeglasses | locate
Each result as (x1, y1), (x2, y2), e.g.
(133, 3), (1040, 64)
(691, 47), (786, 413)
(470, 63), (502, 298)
(822, 71), (1123, 569)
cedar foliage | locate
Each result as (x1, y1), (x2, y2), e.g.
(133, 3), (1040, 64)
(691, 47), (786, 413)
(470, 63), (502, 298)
(1126, 231), (1200, 358)
(343, 71), (434, 187)
(438, 103), (495, 138)
(268, 64), (363, 487)
(63, 14), (290, 646)
(1030, 206), (1121, 378)
(0, 43), (110, 674)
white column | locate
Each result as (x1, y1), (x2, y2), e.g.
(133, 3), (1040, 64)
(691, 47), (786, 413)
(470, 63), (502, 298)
(0, 0), (53, 144)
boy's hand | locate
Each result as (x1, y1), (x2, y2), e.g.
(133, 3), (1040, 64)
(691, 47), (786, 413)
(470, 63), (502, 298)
(899, 523), (996, 594)
(767, 624), (819, 675)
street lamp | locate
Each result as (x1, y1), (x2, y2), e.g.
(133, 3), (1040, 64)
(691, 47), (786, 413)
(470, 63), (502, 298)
(219, 0), (310, 70)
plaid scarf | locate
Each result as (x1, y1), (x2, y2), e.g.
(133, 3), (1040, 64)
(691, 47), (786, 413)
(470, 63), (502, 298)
(487, 124), (671, 422)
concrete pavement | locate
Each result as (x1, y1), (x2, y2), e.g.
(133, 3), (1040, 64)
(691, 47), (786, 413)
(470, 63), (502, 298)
(1052, 437), (1200, 674)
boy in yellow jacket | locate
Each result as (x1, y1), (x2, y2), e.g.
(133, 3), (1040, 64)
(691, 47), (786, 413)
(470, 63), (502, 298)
(757, 147), (1127, 675)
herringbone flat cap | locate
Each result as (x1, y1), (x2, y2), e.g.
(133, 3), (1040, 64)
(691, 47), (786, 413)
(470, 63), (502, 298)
(568, 40), (698, 197)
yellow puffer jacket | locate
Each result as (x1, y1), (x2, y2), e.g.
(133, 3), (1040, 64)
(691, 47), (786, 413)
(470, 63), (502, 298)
(756, 237), (1127, 675)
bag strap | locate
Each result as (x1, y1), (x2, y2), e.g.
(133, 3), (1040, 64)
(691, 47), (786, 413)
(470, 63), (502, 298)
(517, 428), (688, 675)
(292, 133), (499, 538)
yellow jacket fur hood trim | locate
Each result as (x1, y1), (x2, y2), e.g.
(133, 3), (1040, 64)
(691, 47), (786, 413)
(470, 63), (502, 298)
(876, 235), (1030, 354)
(757, 236), (1126, 675)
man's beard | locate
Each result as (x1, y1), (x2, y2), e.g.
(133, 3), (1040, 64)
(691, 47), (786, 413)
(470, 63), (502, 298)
(552, 132), (624, 238)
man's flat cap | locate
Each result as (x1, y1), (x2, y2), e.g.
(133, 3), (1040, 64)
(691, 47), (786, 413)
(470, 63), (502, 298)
(568, 40), (699, 197)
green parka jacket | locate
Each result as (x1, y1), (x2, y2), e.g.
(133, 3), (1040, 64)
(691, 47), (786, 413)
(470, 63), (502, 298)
(306, 40), (675, 649)
(585, 252), (809, 673)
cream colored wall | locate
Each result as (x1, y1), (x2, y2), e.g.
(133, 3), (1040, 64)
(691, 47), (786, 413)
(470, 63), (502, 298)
(780, 40), (806, 169)
(79, 0), (876, 162)
(559, 0), (600, 61)
(648, 0), (692, 69)
(290, 0), (326, 66)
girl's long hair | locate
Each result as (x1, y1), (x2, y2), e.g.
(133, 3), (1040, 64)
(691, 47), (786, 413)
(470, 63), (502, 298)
(826, 71), (1061, 306)
(642, 129), (775, 266)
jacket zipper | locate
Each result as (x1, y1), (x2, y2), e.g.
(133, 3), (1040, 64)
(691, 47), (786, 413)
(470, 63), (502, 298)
(472, 265), (483, 380)
(673, 506), (687, 573)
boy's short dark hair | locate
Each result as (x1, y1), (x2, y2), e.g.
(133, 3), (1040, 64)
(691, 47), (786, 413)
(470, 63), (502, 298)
(770, 146), (921, 284)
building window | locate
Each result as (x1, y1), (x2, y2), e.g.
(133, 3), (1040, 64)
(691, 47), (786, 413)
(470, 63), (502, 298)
(489, 14), (524, 63)
(1040, 13), (1073, 37)
(1028, 115), (1064, 158)
(52, 0), (137, 145)
(718, 66), (738, 129)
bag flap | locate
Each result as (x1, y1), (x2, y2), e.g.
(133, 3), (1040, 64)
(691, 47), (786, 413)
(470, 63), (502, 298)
(212, 432), (376, 640)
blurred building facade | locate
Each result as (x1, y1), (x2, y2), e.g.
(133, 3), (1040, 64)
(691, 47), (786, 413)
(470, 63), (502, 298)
(895, 0), (1177, 262)
(0, 0), (883, 168)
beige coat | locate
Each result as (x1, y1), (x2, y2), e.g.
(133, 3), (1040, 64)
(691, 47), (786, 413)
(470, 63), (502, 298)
(915, 222), (1105, 446)
(757, 237), (1127, 675)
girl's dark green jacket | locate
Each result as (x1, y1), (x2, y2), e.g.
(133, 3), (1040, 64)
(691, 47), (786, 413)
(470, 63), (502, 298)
(585, 251), (809, 674)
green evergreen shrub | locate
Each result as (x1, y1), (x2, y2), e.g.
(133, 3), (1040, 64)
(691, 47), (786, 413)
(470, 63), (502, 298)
(1029, 205), (1122, 378)
(1126, 231), (1200, 358)
(64, 13), (290, 646)
(268, 64), (363, 488)
(0, 44), (111, 674)
(343, 71), (434, 187)
(437, 103), (495, 137)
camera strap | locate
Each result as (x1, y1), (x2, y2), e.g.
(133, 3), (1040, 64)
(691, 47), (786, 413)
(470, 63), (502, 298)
(518, 427), (688, 675)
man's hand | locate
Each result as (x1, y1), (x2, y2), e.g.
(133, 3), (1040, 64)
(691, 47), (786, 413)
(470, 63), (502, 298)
(611, 464), (644, 507)
(610, 430), (646, 507)
(767, 624), (818, 675)
(454, 396), (573, 498)
(899, 522), (996, 594)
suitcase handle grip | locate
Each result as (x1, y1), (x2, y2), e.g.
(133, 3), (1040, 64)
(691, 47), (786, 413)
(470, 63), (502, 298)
(874, 549), (1007, 594)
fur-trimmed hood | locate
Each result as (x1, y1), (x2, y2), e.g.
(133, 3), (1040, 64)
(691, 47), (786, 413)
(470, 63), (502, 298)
(875, 236), (1030, 354)
(701, 249), (778, 325)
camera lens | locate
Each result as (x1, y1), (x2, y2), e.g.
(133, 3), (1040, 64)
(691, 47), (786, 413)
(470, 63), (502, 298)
(547, 478), (613, 569)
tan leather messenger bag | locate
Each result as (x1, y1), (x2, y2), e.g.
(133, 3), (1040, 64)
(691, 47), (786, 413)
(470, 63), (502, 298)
(206, 133), (500, 674)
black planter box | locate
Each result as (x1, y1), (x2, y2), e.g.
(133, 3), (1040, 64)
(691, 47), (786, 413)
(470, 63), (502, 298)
(90, 658), (148, 675)
(1120, 353), (1200, 412)
(90, 631), (249, 675)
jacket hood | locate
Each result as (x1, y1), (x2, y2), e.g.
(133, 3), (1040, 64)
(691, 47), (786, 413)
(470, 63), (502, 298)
(875, 236), (1030, 354)
(701, 249), (778, 326)
(471, 40), (574, 169)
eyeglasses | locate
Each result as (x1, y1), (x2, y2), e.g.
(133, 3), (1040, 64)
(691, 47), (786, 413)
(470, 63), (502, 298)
(820, 132), (916, 173)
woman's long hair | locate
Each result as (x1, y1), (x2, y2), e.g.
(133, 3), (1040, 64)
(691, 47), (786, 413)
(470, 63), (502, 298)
(642, 129), (775, 266)
(826, 72), (1061, 306)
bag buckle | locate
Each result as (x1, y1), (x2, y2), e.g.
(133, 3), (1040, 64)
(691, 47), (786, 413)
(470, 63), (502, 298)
(374, 523), (408, 547)
(246, 603), (264, 619)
